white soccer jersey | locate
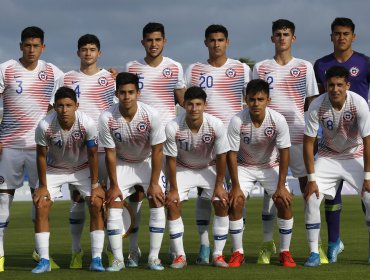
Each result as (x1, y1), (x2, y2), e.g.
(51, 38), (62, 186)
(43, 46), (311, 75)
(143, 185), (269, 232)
(305, 90), (370, 159)
(253, 57), (319, 144)
(0, 59), (63, 148)
(228, 107), (291, 169)
(126, 57), (185, 125)
(35, 110), (98, 173)
(99, 101), (165, 163)
(185, 58), (251, 127)
(163, 112), (230, 169)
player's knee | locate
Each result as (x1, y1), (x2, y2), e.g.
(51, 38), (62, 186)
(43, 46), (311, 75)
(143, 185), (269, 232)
(213, 200), (228, 216)
(229, 196), (244, 212)
(167, 203), (181, 220)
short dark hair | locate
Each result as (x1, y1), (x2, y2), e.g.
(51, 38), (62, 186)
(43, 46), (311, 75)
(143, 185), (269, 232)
(116, 72), (140, 91)
(205, 24), (228, 39)
(78, 34), (100, 50)
(331, 17), (355, 33)
(245, 79), (270, 98)
(143, 22), (165, 39)
(54, 86), (77, 104)
(325, 66), (349, 82)
(272, 19), (295, 35)
(21, 26), (44, 43)
(184, 86), (207, 102)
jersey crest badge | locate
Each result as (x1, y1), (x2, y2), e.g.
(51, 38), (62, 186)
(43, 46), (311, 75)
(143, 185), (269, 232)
(290, 68), (301, 78)
(137, 122), (148, 132)
(343, 111), (354, 122)
(264, 127), (275, 137)
(0, 176), (4, 184)
(98, 77), (108, 86)
(38, 71), (48, 81)
(162, 68), (173, 78)
(349, 66), (360, 77)
(225, 68), (236, 78)
(202, 134), (213, 143)
(72, 130), (83, 140)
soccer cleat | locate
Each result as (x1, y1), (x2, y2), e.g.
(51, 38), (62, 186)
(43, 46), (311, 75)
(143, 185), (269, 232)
(170, 255), (187, 269)
(257, 240), (276, 264)
(106, 259), (125, 272)
(228, 251), (245, 267)
(0, 256), (4, 272)
(195, 245), (210, 265)
(304, 252), (320, 267)
(167, 247), (176, 263)
(105, 247), (114, 267)
(32, 258), (51, 273)
(318, 243), (329, 264)
(69, 250), (83, 269)
(89, 257), (105, 272)
(327, 239), (344, 263)
(147, 258), (164, 270)
(212, 255), (229, 268)
(279, 251), (296, 267)
(32, 250), (60, 269)
(126, 248), (141, 268)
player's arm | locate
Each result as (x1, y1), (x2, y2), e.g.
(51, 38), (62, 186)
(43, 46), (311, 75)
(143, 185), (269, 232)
(147, 143), (165, 207)
(87, 144), (105, 205)
(273, 148), (292, 207)
(33, 144), (50, 207)
(105, 147), (123, 204)
(174, 87), (186, 107)
(212, 152), (228, 207)
(227, 150), (244, 208)
(164, 155), (180, 207)
(303, 135), (319, 201)
(362, 135), (370, 195)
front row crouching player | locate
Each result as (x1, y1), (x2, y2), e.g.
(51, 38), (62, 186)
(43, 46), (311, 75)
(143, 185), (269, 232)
(32, 87), (105, 273)
(227, 79), (296, 267)
(164, 86), (230, 268)
(99, 72), (167, 271)
(303, 66), (370, 266)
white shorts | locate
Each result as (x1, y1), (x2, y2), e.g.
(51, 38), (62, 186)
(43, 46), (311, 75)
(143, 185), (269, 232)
(0, 148), (38, 190)
(109, 157), (166, 199)
(37, 168), (92, 201)
(289, 144), (306, 178)
(169, 165), (218, 201)
(238, 166), (290, 197)
(315, 156), (364, 199)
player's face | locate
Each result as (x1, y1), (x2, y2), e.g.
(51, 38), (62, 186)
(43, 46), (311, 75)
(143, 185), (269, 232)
(78, 44), (101, 67)
(246, 91), (270, 119)
(54, 97), (78, 129)
(115, 83), (140, 110)
(204, 32), (229, 59)
(19, 38), (45, 64)
(326, 76), (350, 107)
(271, 28), (296, 52)
(141, 32), (166, 59)
(184, 98), (206, 122)
(331, 26), (356, 53)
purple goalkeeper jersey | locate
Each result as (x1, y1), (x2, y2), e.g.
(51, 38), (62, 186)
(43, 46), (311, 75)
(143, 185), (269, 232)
(314, 51), (370, 101)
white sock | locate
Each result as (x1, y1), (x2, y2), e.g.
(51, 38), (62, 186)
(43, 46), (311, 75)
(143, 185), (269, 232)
(305, 194), (323, 253)
(213, 215), (229, 257)
(229, 218), (244, 254)
(262, 193), (276, 242)
(107, 208), (123, 261)
(0, 194), (13, 257)
(69, 201), (85, 253)
(148, 207), (165, 261)
(129, 200), (142, 253)
(90, 230), (104, 259)
(168, 217), (185, 257)
(277, 217), (293, 252)
(35, 232), (50, 260)
(196, 197), (212, 247)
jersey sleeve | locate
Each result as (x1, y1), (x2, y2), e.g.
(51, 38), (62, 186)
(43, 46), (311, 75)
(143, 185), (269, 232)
(98, 111), (116, 148)
(227, 114), (242, 152)
(175, 61), (186, 89)
(313, 59), (323, 86)
(184, 64), (194, 88)
(252, 62), (261, 79)
(83, 113), (98, 146)
(149, 108), (166, 146)
(163, 120), (178, 157)
(214, 118), (230, 154)
(0, 60), (14, 93)
(275, 112), (291, 149)
(304, 97), (321, 137)
(50, 75), (65, 105)
(305, 61), (320, 98)
(35, 118), (48, 147)
(242, 63), (252, 87)
(354, 95), (370, 138)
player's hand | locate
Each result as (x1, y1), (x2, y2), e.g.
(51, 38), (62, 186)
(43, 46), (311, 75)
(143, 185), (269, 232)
(165, 189), (180, 208)
(361, 179), (370, 197)
(303, 181), (319, 202)
(0, 142), (3, 155)
(212, 186), (229, 208)
(228, 184), (245, 209)
(90, 185), (106, 207)
(273, 187), (292, 208)
(108, 68), (118, 79)
(147, 183), (165, 207)
(106, 185), (123, 205)
(33, 187), (51, 209)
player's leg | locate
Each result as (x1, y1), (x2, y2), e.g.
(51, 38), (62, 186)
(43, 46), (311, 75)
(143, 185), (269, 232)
(361, 191), (370, 263)
(212, 197), (229, 268)
(0, 190), (14, 273)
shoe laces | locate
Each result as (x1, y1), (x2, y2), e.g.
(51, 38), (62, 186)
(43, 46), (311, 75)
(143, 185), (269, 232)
(173, 255), (186, 264)
(281, 251), (294, 263)
(229, 252), (242, 263)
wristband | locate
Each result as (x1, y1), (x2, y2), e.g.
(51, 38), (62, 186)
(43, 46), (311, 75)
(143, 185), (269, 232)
(307, 173), (316, 182)
(364, 172), (370, 180)
(91, 182), (100, 189)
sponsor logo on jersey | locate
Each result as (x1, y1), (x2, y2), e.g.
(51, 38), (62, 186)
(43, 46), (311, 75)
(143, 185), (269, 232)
(137, 122), (148, 132)
(38, 71), (48, 81)
(343, 111), (354, 122)
(290, 67), (301, 77)
(0, 176), (4, 184)
(98, 77), (108, 86)
(162, 68), (173, 78)
(349, 66), (360, 77)
(72, 130), (83, 140)
(264, 127), (275, 137)
(225, 67), (236, 78)
(202, 133), (213, 143)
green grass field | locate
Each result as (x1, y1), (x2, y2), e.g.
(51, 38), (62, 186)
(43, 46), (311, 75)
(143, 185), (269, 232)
(2, 195), (369, 279)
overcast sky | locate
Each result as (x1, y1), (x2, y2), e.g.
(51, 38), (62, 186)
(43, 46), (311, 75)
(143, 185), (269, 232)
(0, 0), (369, 71)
